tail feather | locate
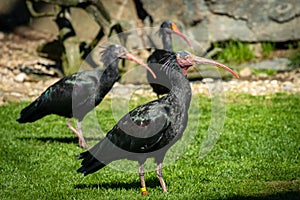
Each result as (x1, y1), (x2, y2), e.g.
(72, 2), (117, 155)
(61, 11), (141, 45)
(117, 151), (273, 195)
(77, 135), (120, 176)
(17, 96), (48, 123)
(77, 150), (106, 176)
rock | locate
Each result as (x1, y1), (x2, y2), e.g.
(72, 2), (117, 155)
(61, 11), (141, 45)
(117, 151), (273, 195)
(239, 58), (291, 71)
(270, 80), (278, 85)
(141, 0), (300, 46)
(1, 68), (11, 75)
(258, 73), (268, 79)
(282, 81), (293, 89)
(24, 82), (31, 88)
(0, 31), (4, 40)
(10, 92), (22, 97)
(1, 1), (299, 54)
(275, 73), (287, 81)
(202, 78), (214, 83)
(207, 14), (256, 41)
(14, 73), (28, 83)
(240, 67), (252, 77)
(268, 2), (297, 23)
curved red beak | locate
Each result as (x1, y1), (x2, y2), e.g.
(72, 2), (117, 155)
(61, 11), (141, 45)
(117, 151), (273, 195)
(125, 53), (157, 79)
(171, 23), (193, 49)
(193, 56), (239, 78)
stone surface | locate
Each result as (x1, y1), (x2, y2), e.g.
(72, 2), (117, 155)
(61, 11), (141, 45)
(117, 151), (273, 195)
(239, 58), (291, 71)
(1, 0), (299, 53)
(14, 72), (28, 82)
(239, 67), (252, 78)
(141, 0), (300, 45)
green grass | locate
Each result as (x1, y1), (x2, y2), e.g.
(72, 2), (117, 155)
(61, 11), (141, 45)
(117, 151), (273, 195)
(261, 42), (275, 58)
(0, 93), (299, 199)
(289, 41), (300, 69)
(213, 40), (255, 65)
(251, 68), (278, 76)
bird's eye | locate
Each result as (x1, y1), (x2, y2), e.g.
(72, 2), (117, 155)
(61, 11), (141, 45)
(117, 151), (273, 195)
(119, 50), (127, 57)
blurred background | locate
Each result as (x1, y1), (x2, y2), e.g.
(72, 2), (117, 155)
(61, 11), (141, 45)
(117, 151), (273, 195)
(0, 0), (299, 103)
(1, 0), (299, 46)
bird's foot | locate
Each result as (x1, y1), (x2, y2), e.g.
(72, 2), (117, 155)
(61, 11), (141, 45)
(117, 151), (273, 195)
(141, 187), (148, 195)
(78, 140), (88, 149)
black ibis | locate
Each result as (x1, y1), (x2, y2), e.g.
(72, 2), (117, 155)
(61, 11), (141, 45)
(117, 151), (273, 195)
(77, 50), (239, 194)
(16, 44), (156, 148)
(147, 21), (192, 98)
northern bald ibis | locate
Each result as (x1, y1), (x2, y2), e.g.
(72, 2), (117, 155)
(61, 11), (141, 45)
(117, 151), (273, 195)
(17, 44), (156, 148)
(147, 21), (192, 98)
(77, 50), (239, 193)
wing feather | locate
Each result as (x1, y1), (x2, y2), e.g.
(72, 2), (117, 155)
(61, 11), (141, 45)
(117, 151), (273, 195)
(105, 99), (172, 153)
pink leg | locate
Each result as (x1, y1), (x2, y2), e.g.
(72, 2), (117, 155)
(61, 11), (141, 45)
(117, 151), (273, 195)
(76, 121), (88, 148)
(138, 163), (148, 195)
(66, 118), (78, 135)
(156, 162), (167, 192)
(66, 119), (88, 148)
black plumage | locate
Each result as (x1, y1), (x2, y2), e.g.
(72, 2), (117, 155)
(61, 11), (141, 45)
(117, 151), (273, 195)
(147, 21), (192, 98)
(77, 50), (239, 194)
(17, 44), (156, 148)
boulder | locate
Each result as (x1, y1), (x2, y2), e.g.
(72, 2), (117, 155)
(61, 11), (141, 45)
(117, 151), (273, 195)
(239, 67), (252, 78)
(140, 0), (300, 45)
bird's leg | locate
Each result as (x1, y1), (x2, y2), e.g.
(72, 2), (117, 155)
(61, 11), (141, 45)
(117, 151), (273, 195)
(66, 118), (79, 135)
(138, 163), (148, 195)
(156, 162), (167, 192)
(66, 119), (88, 148)
(76, 121), (88, 149)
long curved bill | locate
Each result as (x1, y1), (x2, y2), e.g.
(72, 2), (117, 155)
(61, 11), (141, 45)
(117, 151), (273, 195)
(171, 23), (193, 49)
(193, 56), (239, 78)
(126, 53), (157, 79)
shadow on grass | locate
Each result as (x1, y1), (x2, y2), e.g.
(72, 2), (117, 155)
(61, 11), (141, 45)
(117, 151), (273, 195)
(18, 136), (78, 144)
(74, 176), (161, 191)
(18, 136), (102, 146)
(18, 136), (104, 145)
(222, 191), (300, 200)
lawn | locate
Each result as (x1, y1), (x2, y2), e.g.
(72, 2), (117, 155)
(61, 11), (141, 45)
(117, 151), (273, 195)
(0, 92), (299, 199)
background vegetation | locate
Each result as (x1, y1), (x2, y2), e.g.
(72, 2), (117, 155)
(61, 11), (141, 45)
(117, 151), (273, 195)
(212, 40), (300, 67)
